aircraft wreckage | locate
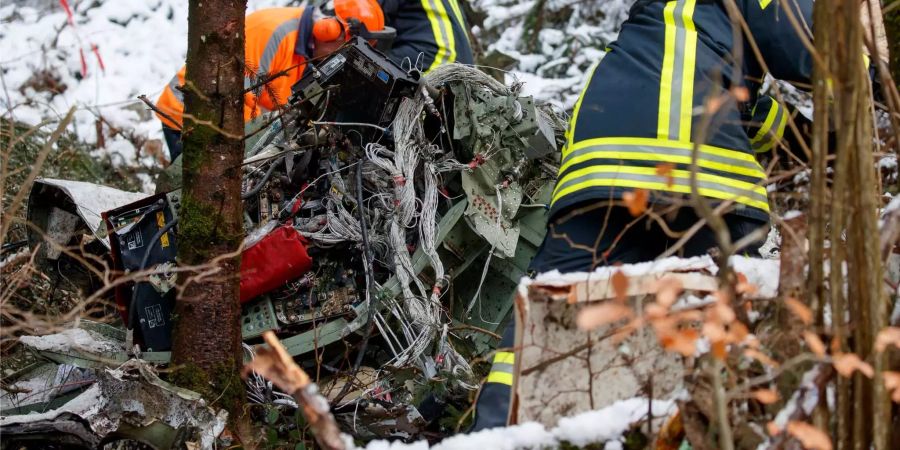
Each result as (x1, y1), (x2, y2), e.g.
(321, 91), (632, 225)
(3, 37), (566, 445)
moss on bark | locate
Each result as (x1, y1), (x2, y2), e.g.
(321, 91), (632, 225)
(169, 0), (248, 439)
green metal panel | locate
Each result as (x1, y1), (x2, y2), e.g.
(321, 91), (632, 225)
(241, 297), (278, 339)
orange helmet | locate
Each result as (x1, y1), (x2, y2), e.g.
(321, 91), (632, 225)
(333, 0), (384, 35)
(314, 0), (385, 43)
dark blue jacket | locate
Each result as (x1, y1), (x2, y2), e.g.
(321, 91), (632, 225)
(378, 0), (474, 71)
(552, 0), (815, 222)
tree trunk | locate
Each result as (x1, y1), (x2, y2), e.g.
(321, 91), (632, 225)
(171, 0), (247, 427)
(884, 1), (900, 91)
(814, 0), (892, 448)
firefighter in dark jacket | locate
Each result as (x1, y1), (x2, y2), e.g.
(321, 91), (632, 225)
(378, 0), (473, 70)
(471, 0), (817, 431)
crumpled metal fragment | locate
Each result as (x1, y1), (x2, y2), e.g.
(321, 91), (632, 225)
(1, 359), (227, 450)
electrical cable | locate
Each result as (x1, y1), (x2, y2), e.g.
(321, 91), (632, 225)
(332, 160), (379, 405)
(1, 240), (28, 256)
(242, 159), (280, 200)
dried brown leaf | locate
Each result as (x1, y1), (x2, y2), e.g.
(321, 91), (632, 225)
(732, 86), (750, 102)
(707, 290), (735, 324)
(707, 95), (726, 114)
(702, 322), (727, 343)
(832, 352), (874, 379)
(884, 371), (900, 389)
(654, 275), (683, 307)
(884, 372), (900, 403)
(660, 328), (699, 356)
(803, 331), (827, 357)
(830, 336), (841, 354)
(645, 302), (669, 319)
(712, 299), (736, 324)
(785, 421), (833, 450)
(711, 340), (727, 360)
(728, 321), (749, 343)
(751, 388), (779, 404)
(784, 297), (813, 325)
(735, 272), (758, 295)
(875, 327), (900, 352)
(622, 189), (649, 217)
(612, 270), (629, 303)
(576, 302), (634, 331)
(655, 163), (676, 187)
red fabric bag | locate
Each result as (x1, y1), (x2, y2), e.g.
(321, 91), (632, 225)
(239, 224), (312, 303)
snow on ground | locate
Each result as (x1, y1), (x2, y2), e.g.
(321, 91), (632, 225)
(529, 255), (780, 299)
(0, 363), (58, 410)
(474, 0), (634, 109)
(0, 0), (291, 191)
(359, 398), (675, 450)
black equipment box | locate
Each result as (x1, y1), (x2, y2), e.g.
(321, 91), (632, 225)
(104, 194), (178, 352)
(291, 37), (419, 131)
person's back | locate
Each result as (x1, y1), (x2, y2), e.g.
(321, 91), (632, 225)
(156, 7), (306, 129)
(553, 0), (813, 226)
(472, 0), (817, 430)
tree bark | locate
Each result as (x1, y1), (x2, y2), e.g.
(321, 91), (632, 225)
(171, 0), (247, 427)
(814, 0), (892, 448)
(884, 1), (900, 91)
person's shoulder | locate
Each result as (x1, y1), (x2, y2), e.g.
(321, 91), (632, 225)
(246, 7), (305, 24)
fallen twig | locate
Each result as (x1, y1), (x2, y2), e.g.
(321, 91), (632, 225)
(242, 331), (346, 450)
(137, 95), (181, 132)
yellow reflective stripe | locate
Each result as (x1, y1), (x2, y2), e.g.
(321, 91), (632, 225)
(774, 108), (788, 139)
(657, 1), (678, 139)
(487, 371), (513, 385)
(552, 165), (769, 210)
(423, 0), (456, 72)
(422, 0), (447, 70)
(566, 63), (602, 149)
(759, 0), (773, 10)
(493, 351), (515, 365)
(560, 149), (765, 179)
(447, 0), (469, 45)
(563, 137), (762, 166)
(657, 0), (698, 142)
(553, 176), (770, 211)
(556, 164), (767, 197)
(678, 0), (698, 141)
(439, 0), (457, 65)
(756, 106), (788, 153)
(751, 102), (779, 145)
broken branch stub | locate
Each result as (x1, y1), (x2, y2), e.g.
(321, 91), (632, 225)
(242, 331), (345, 450)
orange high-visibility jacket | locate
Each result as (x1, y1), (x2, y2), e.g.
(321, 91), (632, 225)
(155, 7), (308, 129)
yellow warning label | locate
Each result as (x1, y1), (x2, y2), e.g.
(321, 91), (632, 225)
(156, 212), (170, 248)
